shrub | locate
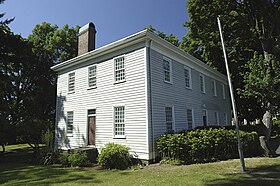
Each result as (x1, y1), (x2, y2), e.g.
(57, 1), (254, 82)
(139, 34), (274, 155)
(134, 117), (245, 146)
(157, 128), (261, 164)
(40, 150), (61, 165)
(59, 152), (70, 167)
(98, 143), (132, 170)
(42, 128), (54, 152)
(68, 150), (90, 167)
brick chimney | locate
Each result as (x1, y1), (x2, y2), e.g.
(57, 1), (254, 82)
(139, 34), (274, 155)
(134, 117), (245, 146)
(78, 22), (96, 56)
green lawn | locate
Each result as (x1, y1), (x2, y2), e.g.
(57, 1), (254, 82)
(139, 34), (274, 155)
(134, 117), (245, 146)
(0, 144), (280, 186)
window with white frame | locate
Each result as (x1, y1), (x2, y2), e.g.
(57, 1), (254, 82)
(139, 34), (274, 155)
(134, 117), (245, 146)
(184, 66), (192, 89)
(163, 57), (172, 83)
(114, 106), (125, 136)
(221, 84), (226, 99)
(88, 65), (97, 88)
(165, 107), (174, 133)
(187, 109), (193, 130)
(214, 111), (219, 125)
(67, 111), (74, 135)
(68, 72), (75, 93)
(200, 74), (205, 93)
(223, 112), (227, 125)
(114, 56), (125, 83)
(211, 80), (217, 96)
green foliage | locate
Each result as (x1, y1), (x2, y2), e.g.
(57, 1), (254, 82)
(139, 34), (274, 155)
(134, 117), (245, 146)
(58, 152), (70, 167)
(98, 143), (132, 170)
(157, 129), (261, 164)
(68, 150), (90, 167)
(40, 150), (61, 165)
(42, 128), (54, 152)
(159, 158), (183, 165)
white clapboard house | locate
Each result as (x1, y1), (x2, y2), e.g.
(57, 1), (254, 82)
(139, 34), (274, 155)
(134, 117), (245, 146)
(51, 23), (231, 161)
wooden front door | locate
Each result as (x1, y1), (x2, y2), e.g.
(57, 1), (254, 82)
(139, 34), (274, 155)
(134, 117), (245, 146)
(88, 116), (96, 146)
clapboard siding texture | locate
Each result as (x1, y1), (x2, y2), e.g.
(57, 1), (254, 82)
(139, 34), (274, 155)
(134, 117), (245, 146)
(55, 46), (149, 159)
(149, 48), (231, 144)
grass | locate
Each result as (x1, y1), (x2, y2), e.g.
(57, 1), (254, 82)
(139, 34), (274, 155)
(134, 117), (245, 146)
(0, 144), (280, 186)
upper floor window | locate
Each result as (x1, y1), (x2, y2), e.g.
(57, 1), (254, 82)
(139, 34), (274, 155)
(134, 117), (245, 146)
(163, 57), (172, 83)
(211, 80), (217, 96)
(114, 56), (125, 83)
(165, 106), (174, 133)
(184, 66), (192, 89)
(221, 84), (226, 99)
(88, 65), (97, 88)
(67, 111), (74, 135)
(114, 106), (125, 137)
(68, 72), (75, 93)
(199, 74), (205, 93)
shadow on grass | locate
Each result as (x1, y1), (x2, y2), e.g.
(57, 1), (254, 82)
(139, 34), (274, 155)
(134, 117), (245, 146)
(0, 163), (102, 185)
(206, 163), (280, 186)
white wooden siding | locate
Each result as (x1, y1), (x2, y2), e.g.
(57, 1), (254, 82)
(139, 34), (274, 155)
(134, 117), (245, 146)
(55, 46), (149, 159)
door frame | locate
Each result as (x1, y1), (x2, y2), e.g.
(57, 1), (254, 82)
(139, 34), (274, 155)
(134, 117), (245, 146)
(87, 109), (96, 146)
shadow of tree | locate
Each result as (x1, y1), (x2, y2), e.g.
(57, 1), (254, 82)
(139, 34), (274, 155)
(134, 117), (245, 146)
(0, 163), (102, 185)
(206, 163), (280, 186)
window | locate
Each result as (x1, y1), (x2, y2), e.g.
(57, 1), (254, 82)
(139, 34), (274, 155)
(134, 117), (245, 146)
(223, 112), (227, 125)
(200, 74), (205, 93)
(221, 84), (226, 99)
(202, 109), (207, 126)
(114, 56), (125, 83)
(214, 111), (219, 125)
(187, 109), (193, 130)
(184, 66), (192, 89)
(68, 72), (75, 93)
(88, 109), (96, 116)
(114, 106), (125, 136)
(67, 111), (74, 135)
(88, 66), (96, 88)
(211, 80), (217, 96)
(163, 57), (172, 83)
(165, 107), (174, 133)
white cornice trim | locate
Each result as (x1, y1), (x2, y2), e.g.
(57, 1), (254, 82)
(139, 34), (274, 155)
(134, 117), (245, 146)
(51, 30), (227, 82)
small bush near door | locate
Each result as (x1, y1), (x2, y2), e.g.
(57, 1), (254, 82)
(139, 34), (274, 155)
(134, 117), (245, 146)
(98, 143), (132, 170)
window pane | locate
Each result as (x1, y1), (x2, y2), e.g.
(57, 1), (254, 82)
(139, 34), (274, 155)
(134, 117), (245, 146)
(184, 67), (191, 88)
(68, 73), (75, 92)
(163, 59), (171, 82)
(165, 107), (173, 133)
(88, 66), (96, 87)
(114, 106), (125, 136)
(67, 111), (73, 134)
(187, 109), (193, 130)
(114, 57), (125, 82)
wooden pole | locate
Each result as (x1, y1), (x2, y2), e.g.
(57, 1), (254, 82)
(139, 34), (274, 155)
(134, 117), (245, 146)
(217, 16), (246, 173)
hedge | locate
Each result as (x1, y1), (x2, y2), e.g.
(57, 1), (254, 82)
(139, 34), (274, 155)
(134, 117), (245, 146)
(157, 128), (261, 164)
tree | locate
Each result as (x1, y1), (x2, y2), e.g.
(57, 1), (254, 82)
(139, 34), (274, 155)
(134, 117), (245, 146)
(145, 25), (180, 47)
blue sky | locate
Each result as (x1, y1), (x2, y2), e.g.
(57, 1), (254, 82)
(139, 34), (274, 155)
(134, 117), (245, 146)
(1, 0), (189, 48)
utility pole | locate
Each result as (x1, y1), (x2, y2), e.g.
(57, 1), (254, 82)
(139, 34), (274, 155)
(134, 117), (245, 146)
(217, 16), (246, 173)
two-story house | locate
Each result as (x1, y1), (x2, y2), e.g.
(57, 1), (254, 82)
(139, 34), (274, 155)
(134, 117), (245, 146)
(51, 22), (231, 161)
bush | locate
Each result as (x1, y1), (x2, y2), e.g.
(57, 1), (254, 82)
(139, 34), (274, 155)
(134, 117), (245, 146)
(98, 143), (132, 170)
(59, 152), (70, 167)
(40, 150), (61, 165)
(42, 128), (54, 152)
(68, 150), (90, 167)
(157, 128), (261, 164)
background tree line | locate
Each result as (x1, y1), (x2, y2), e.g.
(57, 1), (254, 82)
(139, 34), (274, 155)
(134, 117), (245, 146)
(0, 0), (79, 152)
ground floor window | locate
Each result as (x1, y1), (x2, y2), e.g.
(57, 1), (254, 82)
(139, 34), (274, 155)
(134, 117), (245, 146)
(187, 109), (193, 130)
(114, 106), (125, 136)
(214, 111), (219, 125)
(202, 109), (207, 126)
(165, 107), (174, 133)
(67, 111), (74, 135)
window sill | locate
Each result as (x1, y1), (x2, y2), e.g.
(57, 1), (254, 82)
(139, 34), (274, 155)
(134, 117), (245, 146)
(68, 91), (75, 95)
(201, 92), (206, 94)
(87, 86), (97, 90)
(113, 135), (126, 139)
(67, 134), (73, 137)
(114, 80), (126, 85)
(164, 80), (173, 85)
(185, 87), (192, 90)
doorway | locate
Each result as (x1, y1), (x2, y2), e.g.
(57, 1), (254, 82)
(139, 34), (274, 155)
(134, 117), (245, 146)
(88, 109), (96, 146)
